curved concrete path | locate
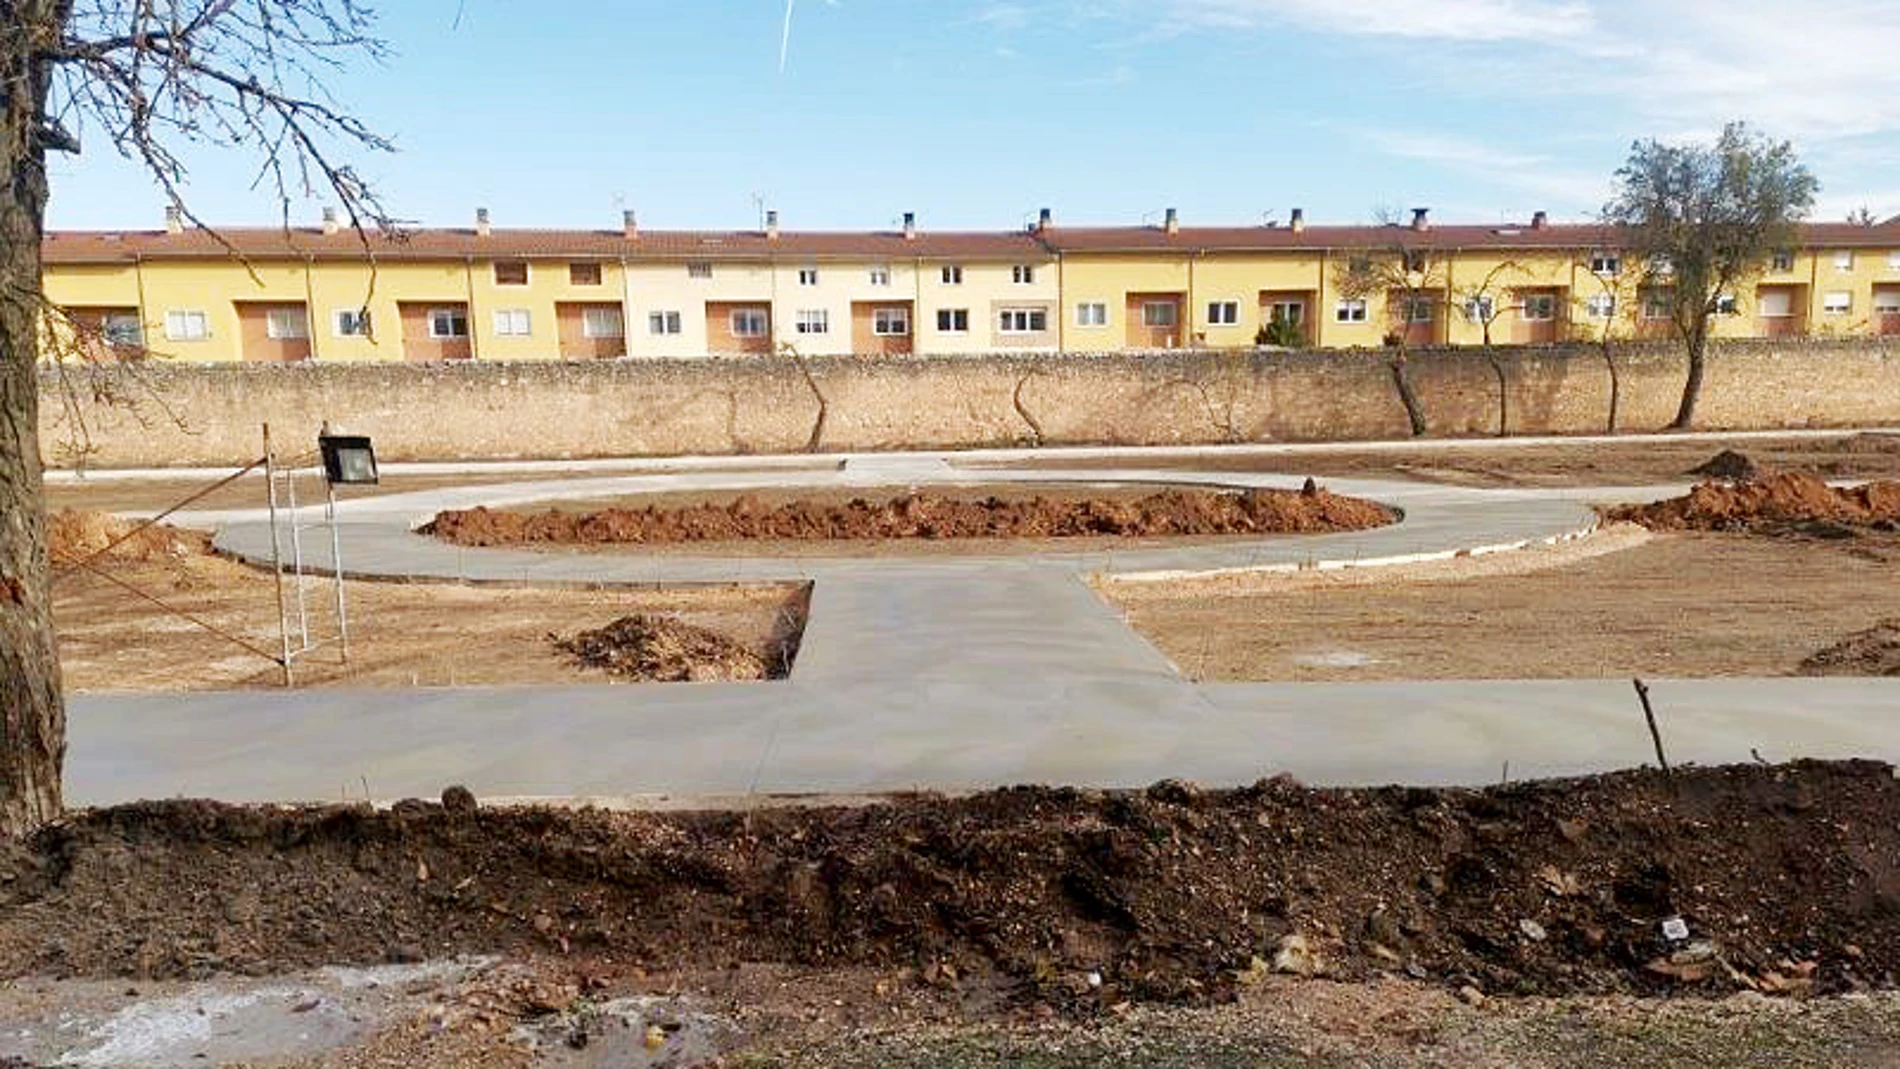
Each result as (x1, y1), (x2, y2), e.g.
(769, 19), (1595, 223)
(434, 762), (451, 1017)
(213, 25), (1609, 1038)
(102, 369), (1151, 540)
(64, 449), (1899, 805)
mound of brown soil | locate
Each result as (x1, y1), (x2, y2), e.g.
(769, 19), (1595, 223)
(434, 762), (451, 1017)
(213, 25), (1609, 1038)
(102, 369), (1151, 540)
(1802, 619), (1900, 677)
(424, 486), (1395, 548)
(1687, 449), (1759, 481)
(1, 761), (1895, 1011)
(46, 509), (209, 564)
(551, 614), (774, 682)
(1607, 473), (1900, 532)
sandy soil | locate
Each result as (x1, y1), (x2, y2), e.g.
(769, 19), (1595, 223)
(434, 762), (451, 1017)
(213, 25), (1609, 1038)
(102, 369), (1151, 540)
(52, 548), (807, 692)
(41, 470), (649, 514)
(977, 432), (1900, 487)
(1103, 526), (1900, 681)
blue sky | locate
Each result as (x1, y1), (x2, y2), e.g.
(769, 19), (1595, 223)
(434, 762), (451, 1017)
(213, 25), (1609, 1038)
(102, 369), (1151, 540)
(45, 0), (1900, 232)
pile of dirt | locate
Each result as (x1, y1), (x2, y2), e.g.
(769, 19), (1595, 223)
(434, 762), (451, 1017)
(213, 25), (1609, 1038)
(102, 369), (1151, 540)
(45, 509), (208, 564)
(1, 761), (1895, 1012)
(422, 486), (1395, 547)
(1606, 473), (1900, 533)
(551, 614), (775, 682)
(1687, 449), (1760, 481)
(1802, 619), (1900, 677)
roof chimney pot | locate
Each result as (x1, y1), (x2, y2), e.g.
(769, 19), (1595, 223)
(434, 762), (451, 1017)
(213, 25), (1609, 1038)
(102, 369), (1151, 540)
(622, 209), (638, 240)
(1411, 207), (1431, 232)
(1164, 207), (1179, 235)
(163, 205), (183, 235)
(320, 207), (339, 235)
(1289, 207), (1305, 233)
(1037, 207), (1052, 233)
(474, 207), (491, 237)
(1531, 210), (1549, 229)
(765, 209), (780, 241)
(903, 211), (917, 240)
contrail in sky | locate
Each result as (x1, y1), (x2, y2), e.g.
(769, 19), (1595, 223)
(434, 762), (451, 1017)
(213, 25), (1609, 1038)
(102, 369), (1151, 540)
(779, 0), (796, 73)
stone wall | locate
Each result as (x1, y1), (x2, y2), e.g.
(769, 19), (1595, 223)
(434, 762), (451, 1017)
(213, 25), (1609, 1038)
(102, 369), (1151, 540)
(37, 338), (1900, 467)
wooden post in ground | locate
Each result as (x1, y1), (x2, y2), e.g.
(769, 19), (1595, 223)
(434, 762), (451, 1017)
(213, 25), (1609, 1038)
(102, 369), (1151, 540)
(1632, 677), (1671, 782)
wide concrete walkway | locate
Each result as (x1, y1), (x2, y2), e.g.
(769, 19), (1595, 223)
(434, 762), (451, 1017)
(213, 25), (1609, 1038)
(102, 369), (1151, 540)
(64, 448), (1899, 805)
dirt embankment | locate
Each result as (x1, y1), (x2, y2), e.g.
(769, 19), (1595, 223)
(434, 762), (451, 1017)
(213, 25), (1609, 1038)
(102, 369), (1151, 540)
(551, 613), (790, 682)
(2, 761), (1895, 1012)
(1607, 473), (1900, 533)
(46, 509), (208, 564)
(423, 485), (1395, 548)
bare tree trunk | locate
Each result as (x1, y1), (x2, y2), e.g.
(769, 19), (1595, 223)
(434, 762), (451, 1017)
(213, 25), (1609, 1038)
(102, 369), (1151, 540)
(1389, 349), (1428, 437)
(1485, 351), (1508, 437)
(1601, 338), (1621, 434)
(1672, 321), (1707, 430)
(0, 0), (70, 836)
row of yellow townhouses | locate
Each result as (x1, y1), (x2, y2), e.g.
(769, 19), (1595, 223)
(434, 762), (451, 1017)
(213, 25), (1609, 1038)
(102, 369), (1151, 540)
(41, 206), (1900, 363)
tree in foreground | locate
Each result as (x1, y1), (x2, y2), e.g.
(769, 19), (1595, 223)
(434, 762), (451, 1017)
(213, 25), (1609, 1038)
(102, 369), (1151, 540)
(1603, 122), (1817, 430)
(1, 0), (392, 836)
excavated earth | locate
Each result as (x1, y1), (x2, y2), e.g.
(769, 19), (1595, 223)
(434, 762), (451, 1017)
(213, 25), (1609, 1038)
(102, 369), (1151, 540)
(423, 486), (1395, 547)
(1606, 472), (1900, 534)
(0, 761), (1895, 1014)
(550, 613), (783, 682)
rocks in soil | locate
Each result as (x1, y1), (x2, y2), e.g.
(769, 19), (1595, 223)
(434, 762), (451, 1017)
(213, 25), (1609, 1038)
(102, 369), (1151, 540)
(1687, 449), (1760, 481)
(551, 614), (772, 682)
(424, 487), (1396, 548)
(1606, 473), (1900, 533)
(1800, 618), (1900, 677)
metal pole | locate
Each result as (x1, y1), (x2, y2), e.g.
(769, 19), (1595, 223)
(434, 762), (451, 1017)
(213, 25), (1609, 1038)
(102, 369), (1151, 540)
(327, 479), (350, 663)
(264, 423), (293, 687)
(287, 465), (310, 650)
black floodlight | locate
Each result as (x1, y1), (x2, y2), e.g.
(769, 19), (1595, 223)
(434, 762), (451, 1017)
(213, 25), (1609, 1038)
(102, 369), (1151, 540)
(318, 434), (379, 486)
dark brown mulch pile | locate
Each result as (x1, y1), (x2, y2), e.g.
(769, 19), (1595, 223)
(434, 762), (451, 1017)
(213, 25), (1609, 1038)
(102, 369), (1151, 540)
(551, 614), (776, 682)
(421, 486), (1395, 548)
(1686, 449), (1760, 481)
(1802, 619), (1900, 677)
(0, 761), (1895, 1012)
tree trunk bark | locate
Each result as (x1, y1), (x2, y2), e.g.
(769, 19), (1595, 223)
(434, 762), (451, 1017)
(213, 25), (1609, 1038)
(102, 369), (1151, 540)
(1389, 349), (1428, 437)
(0, 0), (70, 837)
(1672, 320), (1707, 430)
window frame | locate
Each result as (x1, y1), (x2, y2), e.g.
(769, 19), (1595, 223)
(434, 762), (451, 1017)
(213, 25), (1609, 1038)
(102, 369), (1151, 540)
(1873, 290), (1900, 314)
(1589, 253), (1622, 276)
(794, 309), (830, 335)
(936, 308), (970, 333)
(1585, 293), (1616, 320)
(730, 308), (770, 338)
(1205, 300), (1240, 326)
(997, 307), (1048, 334)
(428, 307), (470, 339)
(647, 310), (683, 335)
(580, 306), (624, 338)
(1712, 293), (1739, 317)
(164, 309), (210, 341)
(797, 267), (820, 286)
(1771, 249), (1796, 272)
(940, 265), (964, 285)
(1823, 290), (1853, 315)
(868, 265), (891, 287)
(1834, 250), (1855, 271)
(1463, 296), (1494, 323)
(101, 312), (145, 347)
(1267, 300), (1304, 326)
(686, 262), (714, 280)
(1403, 297), (1435, 324)
(569, 262), (603, 286)
(1334, 298), (1368, 323)
(333, 308), (372, 338)
(872, 307), (910, 336)
(264, 307), (310, 340)
(1011, 264), (1036, 285)
(493, 260), (529, 286)
(492, 308), (533, 337)
(1141, 301), (1179, 328)
(1521, 294), (1557, 322)
(1075, 302), (1108, 327)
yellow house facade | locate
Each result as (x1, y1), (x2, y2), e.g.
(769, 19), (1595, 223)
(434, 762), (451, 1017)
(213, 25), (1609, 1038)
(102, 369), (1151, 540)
(41, 207), (1900, 363)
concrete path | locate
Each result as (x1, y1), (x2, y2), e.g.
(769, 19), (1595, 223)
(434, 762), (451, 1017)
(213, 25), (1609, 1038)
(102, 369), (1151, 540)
(62, 447), (1900, 805)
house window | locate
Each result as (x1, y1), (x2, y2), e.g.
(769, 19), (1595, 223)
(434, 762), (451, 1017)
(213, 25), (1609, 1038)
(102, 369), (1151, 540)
(1824, 290), (1852, 315)
(795, 309), (829, 334)
(570, 262), (602, 286)
(869, 265), (891, 286)
(581, 307), (624, 338)
(101, 313), (144, 347)
(333, 309), (371, 337)
(1522, 294), (1557, 321)
(428, 307), (469, 339)
(797, 268), (819, 286)
(1402, 251), (1429, 273)
(1875, 291), (1900, 313)
(873, 308), (910, 336)
(1267, 301), (1304, 326)
(265, 307), (309, 339)
(1642, 289), (1672, 320)
(1889, 250), (1900, 270)
(941, 265), (963, 285)
(1334, 299), (1368, 323)
(998, 308), (1048, 333)
(1404, 297), (1435, 323)
(687, 262), (714, 280)
(648, 310), (682, 335)
(493, 260), (528, 286)
(164, 310), (209, 341)
(1205, 301), (1240, 326)
(1012, 264), (1036, 285)
(730, 308), (769, 337)
(492, 308), (532, 336)
(1142, 301), (1178, 327)
(1713, 293), (1739, 316)
(1772, 250), (1796, 272)
(936, 308), (969, 332)
(1834, 250), (1854, 271)
(1463, 296), (1494, 322)
(1590, 253), (1622, 276)
(1075, 302), (1108, 327)
(1586, 294), (1616, 319)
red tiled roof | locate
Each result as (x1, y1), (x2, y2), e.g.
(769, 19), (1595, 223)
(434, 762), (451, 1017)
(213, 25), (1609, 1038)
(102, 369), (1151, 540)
(39, 226), (1049, 264)
(1042, 220), (1900, 253)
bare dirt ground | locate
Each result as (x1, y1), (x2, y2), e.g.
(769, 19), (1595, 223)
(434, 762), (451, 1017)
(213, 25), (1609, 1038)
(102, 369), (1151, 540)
(1104, 525), (1900, 681)
(977, 432), (1900, 487)
(49, 513), (806, 691)
(42, 470), (626, 514)
(0, 762), (1897, 1066)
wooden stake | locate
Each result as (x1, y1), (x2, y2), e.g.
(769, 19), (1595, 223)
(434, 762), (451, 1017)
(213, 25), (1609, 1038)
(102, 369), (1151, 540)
(1633, 677), (1671, 781)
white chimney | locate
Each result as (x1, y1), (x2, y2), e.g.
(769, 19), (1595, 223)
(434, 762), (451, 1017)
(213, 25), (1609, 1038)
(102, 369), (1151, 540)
(903, 211), (917, 240)
(163, 205), (183, 235)
(1289, 207), (1305, 234)
(1164, 207), (1179, 235)
(765, 209), (780, 241)
(320, 207), (339, 235)
(474, 207), (491, 237)
(622, 209), (638, 240)
(1411, 207), (1431, 232)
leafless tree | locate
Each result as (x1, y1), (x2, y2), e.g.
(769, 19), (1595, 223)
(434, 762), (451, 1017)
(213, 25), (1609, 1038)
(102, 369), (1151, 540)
(1332, 212), (1450, 436)
(1450, 260), (1529, 436)
(2, 0), (395, 836)
(1571, 252), (1641, 433)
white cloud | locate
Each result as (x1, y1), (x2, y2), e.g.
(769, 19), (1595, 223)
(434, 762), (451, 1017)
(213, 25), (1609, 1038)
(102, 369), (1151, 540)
(1163, 0), (1595, 41)
(1358, 129), (1612, 209)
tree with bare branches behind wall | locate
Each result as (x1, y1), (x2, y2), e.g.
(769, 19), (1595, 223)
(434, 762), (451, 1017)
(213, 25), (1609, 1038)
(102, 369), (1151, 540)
(1, 0), (395, 836)
(1331, 213), (1450, 437)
